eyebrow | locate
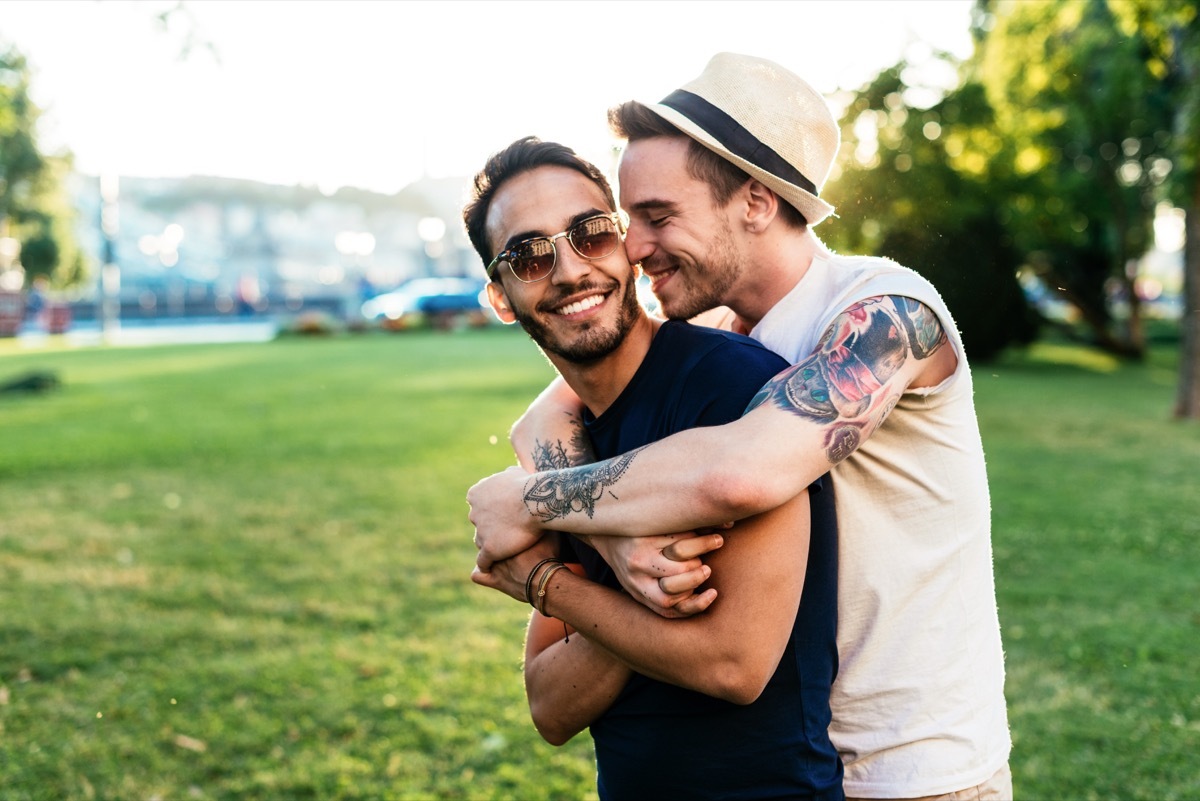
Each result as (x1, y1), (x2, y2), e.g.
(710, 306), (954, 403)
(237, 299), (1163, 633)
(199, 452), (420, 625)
(627, 198), (677, 216)
(501, 207), (609, 252)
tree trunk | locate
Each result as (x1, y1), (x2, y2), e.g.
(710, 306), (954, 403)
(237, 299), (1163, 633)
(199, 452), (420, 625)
(1038, 262), (1143, 358)
(1124, 271), (1147, 360)
(1174, 178), (1200, 419)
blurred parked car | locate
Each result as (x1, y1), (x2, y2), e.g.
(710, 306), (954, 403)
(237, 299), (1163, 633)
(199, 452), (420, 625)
(361, 277), (491, 330)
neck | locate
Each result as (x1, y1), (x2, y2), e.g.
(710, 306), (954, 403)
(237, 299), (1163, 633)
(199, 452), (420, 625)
(547, 313), (661, 418)
(727, 227), (821, 332)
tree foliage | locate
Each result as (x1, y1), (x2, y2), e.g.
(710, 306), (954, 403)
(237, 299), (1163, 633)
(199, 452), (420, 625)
(973, 0), (1178, 359)
(0, 40), (81, 288)
(822, 68), (1038, 362)
(824, 0), (1197, 375)
(1118, 0), (1200, 418)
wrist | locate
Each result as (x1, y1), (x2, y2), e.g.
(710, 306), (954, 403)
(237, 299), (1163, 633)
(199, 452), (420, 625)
(533, 562), (568, 616)
(524, 557), (562, 606)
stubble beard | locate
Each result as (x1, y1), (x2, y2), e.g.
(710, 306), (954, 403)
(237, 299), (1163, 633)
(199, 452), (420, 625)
(653, 220), (742, 321)
(512, 277), (642, 365)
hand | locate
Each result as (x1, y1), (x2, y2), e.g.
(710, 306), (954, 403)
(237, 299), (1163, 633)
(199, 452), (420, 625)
(471, 536), (560, 603)
(589, 532), (726, 619)
(468, 466), (544, 571)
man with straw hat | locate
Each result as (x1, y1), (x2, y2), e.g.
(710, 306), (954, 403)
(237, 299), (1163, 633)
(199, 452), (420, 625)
(468, 53), (1013, 800)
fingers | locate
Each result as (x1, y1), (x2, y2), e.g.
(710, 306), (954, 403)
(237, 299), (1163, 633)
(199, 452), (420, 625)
(661, 533), (724, 562)
(670, 588), (718, 617)
(694, 521), (735, 535)
(470, 565), (494, 588)
(658, 564), (711, 596)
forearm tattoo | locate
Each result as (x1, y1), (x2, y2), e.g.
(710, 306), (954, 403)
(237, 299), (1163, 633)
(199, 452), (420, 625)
(746, 296), (947, 464)
(524, 446), (646, 522)
(529, 413), (597, 471)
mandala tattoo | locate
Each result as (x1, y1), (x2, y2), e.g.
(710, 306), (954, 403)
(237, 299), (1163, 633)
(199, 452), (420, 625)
(523, 446), (645, 522)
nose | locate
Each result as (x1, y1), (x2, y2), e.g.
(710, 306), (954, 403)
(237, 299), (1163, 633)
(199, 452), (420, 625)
(623, 218), (654, 265)
(550, 237), (596, 285)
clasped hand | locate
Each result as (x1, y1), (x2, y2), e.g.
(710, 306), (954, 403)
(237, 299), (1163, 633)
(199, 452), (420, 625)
(468, 463), (730, 619)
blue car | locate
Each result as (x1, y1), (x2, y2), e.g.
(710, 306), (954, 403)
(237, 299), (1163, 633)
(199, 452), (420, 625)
(361, 277), (490, 329)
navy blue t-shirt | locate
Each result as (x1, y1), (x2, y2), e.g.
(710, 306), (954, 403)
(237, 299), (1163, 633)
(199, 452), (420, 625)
(567, 320), (843, 801)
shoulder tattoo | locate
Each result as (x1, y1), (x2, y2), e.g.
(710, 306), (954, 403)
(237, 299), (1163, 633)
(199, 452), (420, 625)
(745, 295), (947, 464)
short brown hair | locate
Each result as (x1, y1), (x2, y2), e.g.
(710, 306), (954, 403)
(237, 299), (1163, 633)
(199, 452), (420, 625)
(463, 137), (617, 273)
(608, 101), (807, 229)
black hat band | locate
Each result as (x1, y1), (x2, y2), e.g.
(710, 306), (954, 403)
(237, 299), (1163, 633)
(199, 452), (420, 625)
(660, 89), (819, 197)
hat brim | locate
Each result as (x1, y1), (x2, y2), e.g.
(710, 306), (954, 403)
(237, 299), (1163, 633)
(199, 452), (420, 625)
(646, 102), (836, 227)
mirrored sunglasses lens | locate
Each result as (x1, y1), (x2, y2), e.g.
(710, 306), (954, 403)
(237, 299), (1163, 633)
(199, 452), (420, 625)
(571, 217), (619, 258)
(512, 238), (556, 281)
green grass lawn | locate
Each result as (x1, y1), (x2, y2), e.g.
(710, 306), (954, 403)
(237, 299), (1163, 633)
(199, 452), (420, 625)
(1, 328), (1196, 800)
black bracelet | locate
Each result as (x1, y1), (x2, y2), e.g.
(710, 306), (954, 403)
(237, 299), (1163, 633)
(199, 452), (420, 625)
(524, 557), (559, 605)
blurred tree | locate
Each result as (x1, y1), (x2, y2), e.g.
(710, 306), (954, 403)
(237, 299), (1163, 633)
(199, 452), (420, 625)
(822, 67), (1039, 362)
(1120, 0), (1200, 418)
(975, 0), (1176, 360)
(826, 0), (1193, 370)
(0, 41), (81, 289)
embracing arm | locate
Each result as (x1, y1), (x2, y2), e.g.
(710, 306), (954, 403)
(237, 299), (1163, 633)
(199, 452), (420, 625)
(522, 564), (631, 745)
(476, 489), (811, 705)
(537, 489), (811, 704)
(506, 373), (723, 615)
(469, 295), (956, 566)
(510, 376), (588, 471)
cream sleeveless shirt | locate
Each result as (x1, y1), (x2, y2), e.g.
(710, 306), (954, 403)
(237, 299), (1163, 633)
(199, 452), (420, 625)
(750, 251), (1011, 798)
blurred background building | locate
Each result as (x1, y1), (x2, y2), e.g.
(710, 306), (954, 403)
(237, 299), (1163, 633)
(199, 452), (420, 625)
(64, 171), (477, 323)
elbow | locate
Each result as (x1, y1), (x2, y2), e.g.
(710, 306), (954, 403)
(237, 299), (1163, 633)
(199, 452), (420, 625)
(707, 466), (791, 522)
(533, 720), (574, 747)
(704, 658), (774, 706)
(529, 699), (578, 747)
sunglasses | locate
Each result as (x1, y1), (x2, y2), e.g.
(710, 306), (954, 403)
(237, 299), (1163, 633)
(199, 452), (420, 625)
(487, 212), (625, 283)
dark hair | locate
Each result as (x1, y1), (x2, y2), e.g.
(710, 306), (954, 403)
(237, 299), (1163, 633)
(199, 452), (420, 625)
(463, 136), (617, 273)
(607, 101), (808, 229)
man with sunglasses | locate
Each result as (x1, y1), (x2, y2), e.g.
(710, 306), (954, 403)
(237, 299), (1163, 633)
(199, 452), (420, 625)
(468, 55), (1012, 801)
(464, 136), (844, 800)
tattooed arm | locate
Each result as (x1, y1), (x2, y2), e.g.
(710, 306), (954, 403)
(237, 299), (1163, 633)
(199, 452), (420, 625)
(504, 377), (727, 615)
(468, 295), (956, 577)
(475, 486), (813, 707)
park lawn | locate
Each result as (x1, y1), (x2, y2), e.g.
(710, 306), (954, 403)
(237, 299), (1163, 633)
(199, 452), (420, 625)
(0, 328), (1196, 800)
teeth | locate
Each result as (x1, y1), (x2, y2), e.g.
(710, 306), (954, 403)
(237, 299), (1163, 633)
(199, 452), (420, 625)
(557, 294), (606, 316)
(648, 268), (676, 290)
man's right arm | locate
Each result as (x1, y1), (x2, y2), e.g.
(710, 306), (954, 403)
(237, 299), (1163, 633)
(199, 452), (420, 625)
(522, 567), (631, 746)
(468, 296), (957, 579)
(476, 489), (813, 705)
(507, 376), (724, 614)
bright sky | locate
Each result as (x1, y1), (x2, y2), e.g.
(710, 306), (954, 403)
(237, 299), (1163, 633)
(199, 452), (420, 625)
(3, 0), (974, 194)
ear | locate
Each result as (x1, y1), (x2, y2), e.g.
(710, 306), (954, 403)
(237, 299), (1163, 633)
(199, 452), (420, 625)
(486, 281), (519, 324)
(742, 179), (780, 233)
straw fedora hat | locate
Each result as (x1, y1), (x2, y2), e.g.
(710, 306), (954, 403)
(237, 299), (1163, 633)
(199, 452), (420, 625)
(644, 52), (840, 226)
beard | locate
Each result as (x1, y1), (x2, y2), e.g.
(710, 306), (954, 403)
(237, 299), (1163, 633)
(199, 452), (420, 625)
(651, 218), (742, 321)
(511, 275), (642, 365)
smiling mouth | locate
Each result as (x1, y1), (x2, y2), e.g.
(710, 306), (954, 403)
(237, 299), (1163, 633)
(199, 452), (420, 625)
(554, 292), (609, 316)
(645, 266), (678, 292)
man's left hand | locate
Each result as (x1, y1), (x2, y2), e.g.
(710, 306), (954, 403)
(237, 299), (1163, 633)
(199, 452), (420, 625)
(589, 531), (726, 618)
(468, 466), (544, 571)
(471, 536), (560, 603)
